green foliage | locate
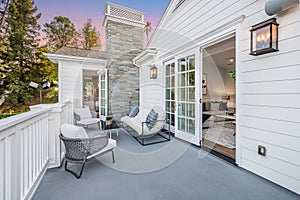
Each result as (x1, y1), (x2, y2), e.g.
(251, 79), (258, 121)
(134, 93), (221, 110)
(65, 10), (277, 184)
(0, 0), (41, 108)
(43, 16), (78, 52)
(80, 19), (100, 50)
(144, 21), (152, 42)
(228, 70), (236, 80)
(0, 0), (59, 113)
(0, 113), (19, 119)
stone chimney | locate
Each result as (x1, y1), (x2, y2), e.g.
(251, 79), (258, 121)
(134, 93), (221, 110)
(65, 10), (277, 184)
(104, 2), (145, 120)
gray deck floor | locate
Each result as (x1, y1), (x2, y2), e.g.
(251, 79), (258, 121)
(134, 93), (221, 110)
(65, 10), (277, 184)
(33, 125), (299, 200)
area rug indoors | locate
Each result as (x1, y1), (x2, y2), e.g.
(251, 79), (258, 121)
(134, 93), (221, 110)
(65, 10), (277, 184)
(203, 123), (236, 149)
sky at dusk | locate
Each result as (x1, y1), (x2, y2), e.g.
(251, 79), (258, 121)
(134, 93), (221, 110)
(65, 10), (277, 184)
(35, 0), (170, 49)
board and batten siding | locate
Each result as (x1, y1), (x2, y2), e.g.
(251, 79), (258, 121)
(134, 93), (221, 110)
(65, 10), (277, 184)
(59, 61), (83, 108)
(140, 61), (164, 108)
(139, 0), (300, 194)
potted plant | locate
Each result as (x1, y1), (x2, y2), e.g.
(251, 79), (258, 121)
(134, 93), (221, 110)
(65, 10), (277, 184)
(106, 116), (113, 126)
(228, 70), (236, 80)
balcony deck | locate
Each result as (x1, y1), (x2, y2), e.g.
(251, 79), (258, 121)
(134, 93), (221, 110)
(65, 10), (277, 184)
(32, 125), (299, 200)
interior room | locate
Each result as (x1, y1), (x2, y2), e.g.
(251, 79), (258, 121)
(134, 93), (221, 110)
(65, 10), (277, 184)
(83, 70), (99, 113)
(201, 37), (236, 160)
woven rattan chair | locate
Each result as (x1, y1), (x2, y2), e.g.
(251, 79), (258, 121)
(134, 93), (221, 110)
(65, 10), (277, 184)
(60, 124), (116, 178)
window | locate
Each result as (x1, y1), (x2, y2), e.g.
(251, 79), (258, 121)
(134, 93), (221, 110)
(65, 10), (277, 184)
(99, 71), (107, 117)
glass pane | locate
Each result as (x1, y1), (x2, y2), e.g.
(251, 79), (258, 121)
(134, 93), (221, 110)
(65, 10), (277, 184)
(178, 88), (185, 101)
(178, 59), (186, 72)
(171, 89), (175, 100)
(272, 24), (277, 49)
(171, 114), (175, 126)
(188, 119), (195, 135)
(188, 87), (195, 102)
(166, 113), (170, 124)
(171, 63), (175, 75)
(101, 90), (105, 98)
(166, 89), (171, 100)
(101, 99), (105, 106)
(178, 103), (186, 117)
(178, 73), (186, 87)
(101, 75), (105, 81)
(166, 64), (170, 76)
(171, 101), (176, 113)
(171, 75), (175, 87)
(101, 82), (105, 89)
(178, 117), (186, 131)
(188, 71), (195, 86)
(188, 57), (195, 70)
(165, 101), (171, 112)
(188, 104), (195, 118)
(166, 77), (171, 88)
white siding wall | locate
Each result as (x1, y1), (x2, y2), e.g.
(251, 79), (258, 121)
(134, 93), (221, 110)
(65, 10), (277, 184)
(140, 61), (164, 108)
(59, 61), (106, 108)
(139, 0), (300, 194)
(239, 1), (300, 195)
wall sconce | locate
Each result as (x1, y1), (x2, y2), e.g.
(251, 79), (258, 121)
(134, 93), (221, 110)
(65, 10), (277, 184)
(250, 18), (279, 56)
(150, 66), (157, 79)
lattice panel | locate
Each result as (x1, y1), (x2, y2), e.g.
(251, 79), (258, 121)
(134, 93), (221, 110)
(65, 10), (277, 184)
(109, 6), (143, 23)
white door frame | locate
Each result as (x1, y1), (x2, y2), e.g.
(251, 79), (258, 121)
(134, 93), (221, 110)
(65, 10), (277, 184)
(198, 24), (242, 166)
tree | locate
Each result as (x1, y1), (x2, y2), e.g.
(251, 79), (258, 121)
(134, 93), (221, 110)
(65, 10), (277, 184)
(0, 0), (10, 31)
(43, 16), (78, 52)
(80, 19), (100, 50)
(0, 0), (41, 108)
(144, 21), (152, 42)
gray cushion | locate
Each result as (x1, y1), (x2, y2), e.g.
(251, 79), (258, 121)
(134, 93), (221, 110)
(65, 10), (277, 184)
(129, 106), (139, 117)
(145, 109), (158, 130)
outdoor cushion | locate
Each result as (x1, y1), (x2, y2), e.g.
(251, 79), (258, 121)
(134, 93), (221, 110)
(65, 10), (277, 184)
(129, 106), (139, 117)
(146, 109), (158, 130)
(74, 108), (92, 119)
(87, 138), (116, 159)
(61, 123), (89, 138)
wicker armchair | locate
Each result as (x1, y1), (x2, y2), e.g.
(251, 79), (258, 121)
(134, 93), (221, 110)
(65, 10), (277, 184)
(60, 124), (116, 178)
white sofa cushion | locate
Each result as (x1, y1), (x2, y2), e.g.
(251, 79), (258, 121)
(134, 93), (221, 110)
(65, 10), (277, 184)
(75, 108), (92, 119)
(87, 139), (116, 160)
(121, 105), (165, 136)
(61, 123), (89, 138)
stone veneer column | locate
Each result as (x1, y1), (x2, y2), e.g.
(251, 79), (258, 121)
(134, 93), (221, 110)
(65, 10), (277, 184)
(105, 4), (144, 120)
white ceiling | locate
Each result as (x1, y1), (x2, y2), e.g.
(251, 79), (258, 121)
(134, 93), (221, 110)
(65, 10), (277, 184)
(203, 37), (236, 69)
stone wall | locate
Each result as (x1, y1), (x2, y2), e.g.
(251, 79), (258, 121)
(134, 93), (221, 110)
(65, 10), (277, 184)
(106, 21), (143, 120)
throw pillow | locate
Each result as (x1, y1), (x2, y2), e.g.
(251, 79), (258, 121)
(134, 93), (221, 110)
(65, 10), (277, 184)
(129, 106), (139, 117)
(219, 102), (228, 111)
(146, 109), (158, 130)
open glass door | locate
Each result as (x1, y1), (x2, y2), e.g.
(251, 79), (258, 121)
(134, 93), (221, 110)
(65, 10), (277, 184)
(175, 55), (200, 146)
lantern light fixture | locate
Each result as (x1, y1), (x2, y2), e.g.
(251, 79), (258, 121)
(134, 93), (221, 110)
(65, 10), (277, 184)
(250, 18), (279, 56)
(150, 66), (157, 79)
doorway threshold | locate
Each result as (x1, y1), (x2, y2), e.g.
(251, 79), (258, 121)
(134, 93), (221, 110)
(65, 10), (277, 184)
(201, 145), (237, 165)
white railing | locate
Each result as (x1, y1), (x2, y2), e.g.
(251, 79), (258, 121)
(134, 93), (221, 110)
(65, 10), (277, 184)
(0, 100), (73, 200)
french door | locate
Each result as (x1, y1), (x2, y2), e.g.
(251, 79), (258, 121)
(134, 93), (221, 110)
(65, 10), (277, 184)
(164, 55), (201, 146)
(165, 61), (176, 133)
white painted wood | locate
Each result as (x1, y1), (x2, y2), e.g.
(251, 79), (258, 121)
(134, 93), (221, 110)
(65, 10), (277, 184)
(241, 134), (300, 165)
(0, 139), (4, 200)
(0, 100), (73, 199)
(137, 0), (300, 194)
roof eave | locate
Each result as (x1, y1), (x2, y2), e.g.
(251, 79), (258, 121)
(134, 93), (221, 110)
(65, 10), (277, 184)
(44, 53), (107, 65)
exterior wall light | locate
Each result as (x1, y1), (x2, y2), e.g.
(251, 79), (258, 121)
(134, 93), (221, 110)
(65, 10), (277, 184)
(250, 18), (279, 56)
(150, 66), (157, 79)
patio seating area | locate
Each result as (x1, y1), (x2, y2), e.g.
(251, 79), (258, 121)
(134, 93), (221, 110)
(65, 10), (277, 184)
(32, 124), (299, 200)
